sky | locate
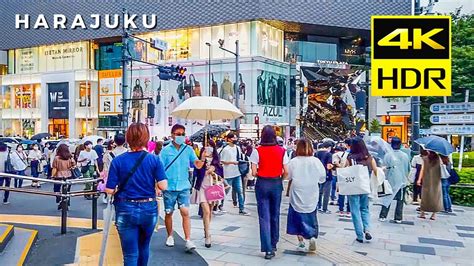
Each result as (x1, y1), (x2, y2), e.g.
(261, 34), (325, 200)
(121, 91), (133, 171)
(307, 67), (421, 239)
(420, 0), (473, 15)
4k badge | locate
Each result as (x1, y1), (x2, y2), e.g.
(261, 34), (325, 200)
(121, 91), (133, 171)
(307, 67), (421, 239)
(371, 16), (451, 96)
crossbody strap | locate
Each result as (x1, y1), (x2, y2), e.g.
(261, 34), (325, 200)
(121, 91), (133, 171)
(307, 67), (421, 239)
(165, 145), (188, 171)
(115, 151), (147, 196)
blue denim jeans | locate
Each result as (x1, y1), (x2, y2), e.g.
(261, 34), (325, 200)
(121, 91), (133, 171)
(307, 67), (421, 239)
(441, 179), (452, 211)
(255, 178), (283, 252)
(226, 176), (245, 211)
(348, 194), (370, 240)
(115, 201), (158, 266)
(330, 177), (337, 201)
(14, 170), (25, 188)
(338, 194), (350, 212)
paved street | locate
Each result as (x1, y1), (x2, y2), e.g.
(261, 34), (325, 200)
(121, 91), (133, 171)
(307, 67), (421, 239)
(166, 182), (474, 266)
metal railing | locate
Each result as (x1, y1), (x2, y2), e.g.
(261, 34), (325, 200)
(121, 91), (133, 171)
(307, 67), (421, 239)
(0, 173), (102, 234)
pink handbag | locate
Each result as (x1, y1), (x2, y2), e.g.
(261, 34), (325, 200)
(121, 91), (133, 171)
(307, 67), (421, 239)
(97, 171), (107, 192)
(204, 174), (225, 201)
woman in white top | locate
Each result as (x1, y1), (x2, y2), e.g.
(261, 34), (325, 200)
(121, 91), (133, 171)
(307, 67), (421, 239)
(11, 144), (28, 188)
(286, 138), (326, 253)
(28, 143), (43, 188)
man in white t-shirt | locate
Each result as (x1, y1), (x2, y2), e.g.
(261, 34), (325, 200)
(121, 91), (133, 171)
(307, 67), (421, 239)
(77, 141), (99, 178)
(220, 132), (250, 216)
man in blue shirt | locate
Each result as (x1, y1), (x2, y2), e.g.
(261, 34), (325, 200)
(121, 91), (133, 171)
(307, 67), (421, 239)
(93, 138), (104, 172)
(160, 124), (205, 252)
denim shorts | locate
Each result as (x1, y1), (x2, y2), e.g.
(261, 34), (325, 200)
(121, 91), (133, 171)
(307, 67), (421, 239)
(163, 189), (190, 214)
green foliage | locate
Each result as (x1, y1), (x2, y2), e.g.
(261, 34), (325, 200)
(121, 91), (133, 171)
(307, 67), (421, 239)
(420, 13), (474, 129)
(369, 118), (381, 133)
(452, 152), (474, 167)
(450, 167), (474, 207)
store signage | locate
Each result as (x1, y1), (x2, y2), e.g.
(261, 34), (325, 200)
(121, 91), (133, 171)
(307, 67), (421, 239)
(262, 106), (283, 118)
(430, 114), (474, 124)
(16, 48), (38, 73)
(429, 125), (474, 135)
(42, 44), (84, 61)
(48, 82), (69, 119)
(430, 102), (474, 113)
(371, 16), (451, 96)
(98, 70), (123, 115)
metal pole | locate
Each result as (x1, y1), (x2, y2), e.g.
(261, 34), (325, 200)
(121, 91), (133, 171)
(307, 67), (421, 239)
(235, 40), (240, 133)
(206, 43), (211, 96)
(458, 89), (469, 171)
(92, 181), (98, 230)
(411, 0), (421, 155)
(60, 181), (68, 234)
(121, 8), (130, 133)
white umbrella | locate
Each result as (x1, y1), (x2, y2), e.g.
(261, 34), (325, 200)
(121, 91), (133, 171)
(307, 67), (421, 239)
(80, 135), (104, 145)
(171, 96), (243, 121)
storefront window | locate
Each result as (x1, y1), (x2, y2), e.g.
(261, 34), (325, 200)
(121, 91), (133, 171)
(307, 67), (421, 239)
(1, 86), (11, 109)
(79, 82), (91, 107)
(8, 50), (15, 74)
(13, 84), (38, 108)
(285, 41), (337, 63)
(96, 43), (121, 70)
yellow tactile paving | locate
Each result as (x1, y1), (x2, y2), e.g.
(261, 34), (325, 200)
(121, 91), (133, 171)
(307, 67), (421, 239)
(0, 215), (104, 229)
(16, 228), (38, 266)
(75, 226), (123, 266)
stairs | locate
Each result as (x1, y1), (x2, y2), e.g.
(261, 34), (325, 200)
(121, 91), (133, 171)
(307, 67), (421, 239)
(0, 223), (38, 266)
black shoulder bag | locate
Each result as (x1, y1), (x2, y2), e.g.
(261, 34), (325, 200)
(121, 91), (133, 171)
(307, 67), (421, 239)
(236, 147), (249, 176)
(115, 151), (148, 198)
(165, 146), (188, 171)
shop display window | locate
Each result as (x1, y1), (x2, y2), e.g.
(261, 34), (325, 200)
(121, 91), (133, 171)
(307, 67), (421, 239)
(1, 86), (11, 109)
(13, 85), (37, 108)
(79, 82), (91, 107)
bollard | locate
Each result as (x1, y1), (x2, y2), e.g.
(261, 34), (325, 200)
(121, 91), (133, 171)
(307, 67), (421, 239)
(60, 179), (68, 234)
(92, 181), (98, 230)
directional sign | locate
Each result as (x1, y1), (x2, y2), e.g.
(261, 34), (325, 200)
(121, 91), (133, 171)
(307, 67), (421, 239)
(419, 128), (431, 135)
(429, 125), (474, 135)
(430, 114), (474, 124)
(430, 102), (474, 113)
(151, 38), (168, 51)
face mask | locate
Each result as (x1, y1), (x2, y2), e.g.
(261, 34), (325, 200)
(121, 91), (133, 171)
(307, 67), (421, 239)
(232, 140), (238, 145)
(174, 136), (186, 145)
(33, 146), (38, 150)
(17, 148), (23, 152)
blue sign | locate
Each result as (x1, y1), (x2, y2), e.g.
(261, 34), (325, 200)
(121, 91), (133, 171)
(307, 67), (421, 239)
(430, 102), (474, 113)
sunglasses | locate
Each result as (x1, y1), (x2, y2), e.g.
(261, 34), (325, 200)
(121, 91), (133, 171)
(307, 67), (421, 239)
(174, 132), (186, 136)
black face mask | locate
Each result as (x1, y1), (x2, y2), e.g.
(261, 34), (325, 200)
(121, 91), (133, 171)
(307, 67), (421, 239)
(232, 140), (239, 145)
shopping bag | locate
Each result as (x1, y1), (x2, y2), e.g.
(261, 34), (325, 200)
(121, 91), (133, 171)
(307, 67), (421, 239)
(377, 180), (393, 197)
(336, 164), (371, 195)
(98, 196), (115, 266)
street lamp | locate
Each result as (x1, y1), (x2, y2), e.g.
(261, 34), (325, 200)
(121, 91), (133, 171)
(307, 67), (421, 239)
(205, 42), (211, 96)
(218, 39), (240, 132)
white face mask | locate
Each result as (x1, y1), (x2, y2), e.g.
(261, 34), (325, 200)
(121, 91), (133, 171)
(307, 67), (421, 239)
(33, 146), (38, 150)
(205, 147), (214, 156)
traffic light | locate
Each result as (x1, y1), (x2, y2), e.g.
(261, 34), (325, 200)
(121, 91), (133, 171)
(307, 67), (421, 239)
(157, 65), (187, 81)
(384, 115), (391, 124)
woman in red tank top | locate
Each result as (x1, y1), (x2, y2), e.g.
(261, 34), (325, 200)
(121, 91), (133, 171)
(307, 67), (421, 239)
(249, 126), (289, 260)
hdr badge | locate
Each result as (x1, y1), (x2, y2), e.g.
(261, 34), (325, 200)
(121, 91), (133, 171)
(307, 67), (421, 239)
(371, 16), (451, 97)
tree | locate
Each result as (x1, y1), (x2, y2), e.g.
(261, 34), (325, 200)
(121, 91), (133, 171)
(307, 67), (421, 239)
(369, 118), (381, 133)
(420, 12), (474, 129)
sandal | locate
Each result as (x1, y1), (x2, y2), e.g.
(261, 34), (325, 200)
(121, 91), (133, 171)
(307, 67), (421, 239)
(429, 216), (436, 220)
(418, 215), (426, 219)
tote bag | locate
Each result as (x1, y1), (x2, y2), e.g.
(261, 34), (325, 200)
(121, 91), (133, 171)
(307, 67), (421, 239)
(336, 162), (371, 196)
(204, 173), (225, 201)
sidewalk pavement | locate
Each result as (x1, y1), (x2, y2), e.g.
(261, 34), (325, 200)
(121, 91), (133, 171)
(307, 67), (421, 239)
(162, 185), (474, 266)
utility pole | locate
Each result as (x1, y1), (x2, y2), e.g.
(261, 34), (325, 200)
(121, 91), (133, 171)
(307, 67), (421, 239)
(121, 8), (130, 132)
(235, 40), (240, 133)
(411, 0), (422, 155)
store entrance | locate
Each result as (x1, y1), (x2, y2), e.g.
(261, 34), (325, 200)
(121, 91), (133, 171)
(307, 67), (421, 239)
(48, 119), (69, 138)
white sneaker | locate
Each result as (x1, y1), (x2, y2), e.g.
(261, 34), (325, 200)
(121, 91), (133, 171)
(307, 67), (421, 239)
(212, 210), (222, 215)
(185, 240), (196, 252)
(165, 236), (175, 247)
(309, 237), (317, 252)
(296, 241), (306, 252)
(379, 217), (387, 222)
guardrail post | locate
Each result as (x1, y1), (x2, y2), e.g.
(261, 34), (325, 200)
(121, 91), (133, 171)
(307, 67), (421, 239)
(92, 181), (98, 230)
(60, 179), (68, 235)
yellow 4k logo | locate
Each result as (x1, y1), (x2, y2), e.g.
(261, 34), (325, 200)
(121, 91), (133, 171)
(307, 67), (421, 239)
(378, 28), (445, 50)
(371, 16), (451, 97)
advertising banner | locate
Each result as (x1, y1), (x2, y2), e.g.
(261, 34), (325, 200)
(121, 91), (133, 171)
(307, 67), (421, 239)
(48, 82), (69, 119)
(98, 70), (123, 115)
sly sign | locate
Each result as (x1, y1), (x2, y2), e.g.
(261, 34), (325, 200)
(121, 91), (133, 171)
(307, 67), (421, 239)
(371, 16), (451, 96)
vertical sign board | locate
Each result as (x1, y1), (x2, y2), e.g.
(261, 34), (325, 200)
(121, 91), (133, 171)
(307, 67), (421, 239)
(48, 82), (69, 119)
(98, 70), (123, 115)
(371, 16), (451, 96)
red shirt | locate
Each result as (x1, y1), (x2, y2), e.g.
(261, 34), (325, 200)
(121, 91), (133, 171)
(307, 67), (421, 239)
(256, 145), (285, 178)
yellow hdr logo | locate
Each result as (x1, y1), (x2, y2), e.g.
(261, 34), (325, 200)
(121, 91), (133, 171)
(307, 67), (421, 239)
(371, 16), (451, 97)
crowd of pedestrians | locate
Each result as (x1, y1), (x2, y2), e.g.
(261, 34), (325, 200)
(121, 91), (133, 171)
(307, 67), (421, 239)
(0, 122), (459, 265)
